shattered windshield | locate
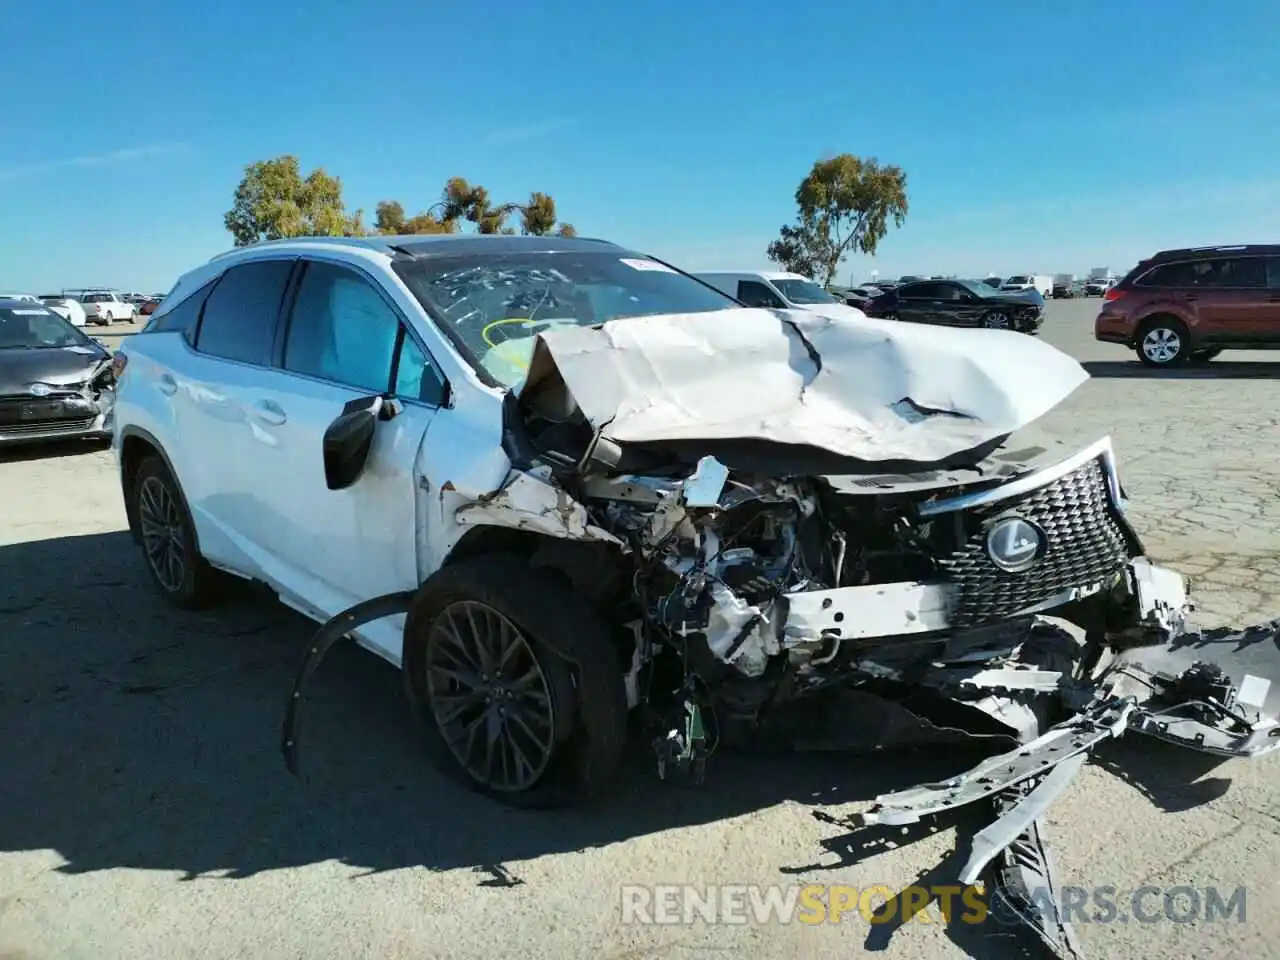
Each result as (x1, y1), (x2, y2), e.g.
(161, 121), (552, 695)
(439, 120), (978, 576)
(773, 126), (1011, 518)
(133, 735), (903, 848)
(393, 251), (738, 387)
(0, 305), (90, 349)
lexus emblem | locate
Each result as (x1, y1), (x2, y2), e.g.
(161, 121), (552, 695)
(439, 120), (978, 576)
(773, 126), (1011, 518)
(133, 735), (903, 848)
(985, 516), (1044, 572)
(27, 383), (53, 397)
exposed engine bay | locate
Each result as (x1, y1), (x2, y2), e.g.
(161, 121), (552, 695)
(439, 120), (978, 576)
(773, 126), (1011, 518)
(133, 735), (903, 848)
(494, 432), (1280, 959)
(282, 306), (1280, 960)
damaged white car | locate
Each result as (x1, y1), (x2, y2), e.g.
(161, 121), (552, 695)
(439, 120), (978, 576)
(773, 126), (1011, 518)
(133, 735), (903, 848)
(114, 235), (1279, 958)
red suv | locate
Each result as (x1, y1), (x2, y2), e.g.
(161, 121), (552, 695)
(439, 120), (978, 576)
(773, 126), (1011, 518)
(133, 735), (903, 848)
(1094, 244), (1280, 367)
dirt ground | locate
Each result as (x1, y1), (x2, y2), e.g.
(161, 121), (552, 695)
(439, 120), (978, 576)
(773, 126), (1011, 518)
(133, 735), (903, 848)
(3, 302), (1279, 960)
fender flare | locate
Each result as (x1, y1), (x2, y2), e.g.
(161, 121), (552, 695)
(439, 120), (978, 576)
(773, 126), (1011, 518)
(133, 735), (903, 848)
(281, 591), (417, 777)
(118, 425), (196, 548)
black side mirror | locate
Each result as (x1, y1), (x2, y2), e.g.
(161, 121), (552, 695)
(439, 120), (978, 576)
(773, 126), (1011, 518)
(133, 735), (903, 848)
(323, 394), (396, 490)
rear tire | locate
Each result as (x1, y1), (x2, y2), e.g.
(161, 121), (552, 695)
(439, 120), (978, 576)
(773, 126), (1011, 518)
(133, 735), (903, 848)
(1136, 316), (1190, 368)
(131, 455), (225, 609)
(403, 553), (628, 809)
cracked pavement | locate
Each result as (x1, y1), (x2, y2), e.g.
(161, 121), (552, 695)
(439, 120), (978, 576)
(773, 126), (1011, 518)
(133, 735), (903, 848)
(1, 302), (1278, 960)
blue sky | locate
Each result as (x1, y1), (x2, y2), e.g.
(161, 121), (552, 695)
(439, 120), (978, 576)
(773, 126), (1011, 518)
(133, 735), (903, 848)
(3, 0), (1279, 291)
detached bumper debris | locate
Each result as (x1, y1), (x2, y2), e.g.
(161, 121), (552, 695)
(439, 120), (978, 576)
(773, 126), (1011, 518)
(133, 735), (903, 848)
(847, 618), (1280, 959)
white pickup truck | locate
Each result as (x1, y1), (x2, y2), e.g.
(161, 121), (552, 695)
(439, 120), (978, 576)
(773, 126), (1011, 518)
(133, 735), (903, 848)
(65, 289), (137, 325)
(999, 274), (1053, 297)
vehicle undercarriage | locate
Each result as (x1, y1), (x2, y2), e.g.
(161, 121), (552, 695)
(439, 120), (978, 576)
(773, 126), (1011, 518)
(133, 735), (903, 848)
(281, 307), (1280, 959)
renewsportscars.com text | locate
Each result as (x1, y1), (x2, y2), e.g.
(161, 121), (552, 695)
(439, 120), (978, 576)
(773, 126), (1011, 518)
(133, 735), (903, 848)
(620, 883), (1247, 926)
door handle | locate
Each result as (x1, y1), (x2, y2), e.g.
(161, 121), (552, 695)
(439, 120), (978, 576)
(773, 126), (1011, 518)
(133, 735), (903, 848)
(249, 399), (287, 425)
(1181, 293), (1198, 301)
(156, 373), (177, 396)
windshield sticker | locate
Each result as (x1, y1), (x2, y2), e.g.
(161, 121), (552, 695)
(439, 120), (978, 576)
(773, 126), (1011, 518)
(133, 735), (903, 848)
(11, 309), (53, 315)
(619, 258), (676, 273)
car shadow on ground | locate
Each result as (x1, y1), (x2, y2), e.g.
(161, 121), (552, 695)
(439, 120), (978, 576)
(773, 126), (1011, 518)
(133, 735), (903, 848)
(0, 438), (112, 465)
(1, 531), (1247, 959)
(1083, 359), (1280, 379)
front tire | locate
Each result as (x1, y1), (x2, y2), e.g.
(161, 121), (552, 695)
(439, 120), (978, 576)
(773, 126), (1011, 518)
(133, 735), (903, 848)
(131, 455), (225, 608)
(982, 310), (1012, 330)
(1136, 317), (1190, 367)
(403, 553), (628, 808)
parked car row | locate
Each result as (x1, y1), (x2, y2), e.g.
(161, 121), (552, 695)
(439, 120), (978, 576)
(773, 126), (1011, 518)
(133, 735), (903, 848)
(0, 288), (166, 326)
(0, 296), (117, 446)
(860, 277), (1044, 333)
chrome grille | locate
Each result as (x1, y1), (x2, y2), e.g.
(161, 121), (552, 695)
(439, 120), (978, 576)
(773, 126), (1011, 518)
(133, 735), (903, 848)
(0, 418), (96, 437)
(937, 456), (1133, 627)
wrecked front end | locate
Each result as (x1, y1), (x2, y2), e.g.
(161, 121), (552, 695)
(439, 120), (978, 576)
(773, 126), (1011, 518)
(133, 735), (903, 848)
(563, 433), (1206, 765)
(497, 310), (1280, 958)
(285, 304), (1280, 959)
(0, 356), (116, 446)
(568, 436), (1280, 959)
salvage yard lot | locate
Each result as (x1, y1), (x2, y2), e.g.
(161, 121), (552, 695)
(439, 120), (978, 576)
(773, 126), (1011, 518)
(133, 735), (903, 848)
(3, 300), (1280, 960)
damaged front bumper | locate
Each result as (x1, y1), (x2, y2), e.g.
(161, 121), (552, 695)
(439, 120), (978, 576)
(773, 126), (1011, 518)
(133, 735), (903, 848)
(0, 370), (115, 446)
(848, 609), (1280, 959)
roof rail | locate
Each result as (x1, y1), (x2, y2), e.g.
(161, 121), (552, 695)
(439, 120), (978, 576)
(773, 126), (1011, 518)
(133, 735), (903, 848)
(208, 235), (385, 263)
(207, 232), (623, 265)
(1152, 242), (1280, 260)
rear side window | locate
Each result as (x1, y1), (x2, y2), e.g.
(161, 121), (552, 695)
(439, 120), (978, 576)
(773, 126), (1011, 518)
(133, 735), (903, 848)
(1137, 261), (1195, 287)
(193, 259), (293, 365)
(146, 279), (216, 340)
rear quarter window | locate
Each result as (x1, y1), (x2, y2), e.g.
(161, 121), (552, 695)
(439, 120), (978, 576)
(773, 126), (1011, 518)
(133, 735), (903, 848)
(1136, 262), (1194, 287)
(145, 278), (219, 341)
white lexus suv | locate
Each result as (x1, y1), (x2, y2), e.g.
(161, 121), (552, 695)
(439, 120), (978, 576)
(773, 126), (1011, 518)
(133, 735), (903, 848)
(111, 234), (1271, 850)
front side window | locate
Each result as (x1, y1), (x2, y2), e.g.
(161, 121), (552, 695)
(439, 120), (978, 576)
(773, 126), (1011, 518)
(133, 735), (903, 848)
(771, 278), (837, 304)
(955, 280), (992, 298)
(736, 280), (786, 309)
(194, 259), (293, 365)
(937, 282), (974, 301)
(1265, 257), (1280, 290)
(393, 251), (738, 387)
(283, 260), (446, 403)
(1214, 257), (1267, 288)
(898, 282), (938, 299)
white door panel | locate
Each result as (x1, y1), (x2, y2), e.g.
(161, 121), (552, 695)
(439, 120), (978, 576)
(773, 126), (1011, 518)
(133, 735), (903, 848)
(230, 368), (435, 638)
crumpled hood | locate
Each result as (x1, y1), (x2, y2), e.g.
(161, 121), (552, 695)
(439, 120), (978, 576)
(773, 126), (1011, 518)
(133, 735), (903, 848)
(0, 344), (111, 395)
(518, 307), (1089, 465)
